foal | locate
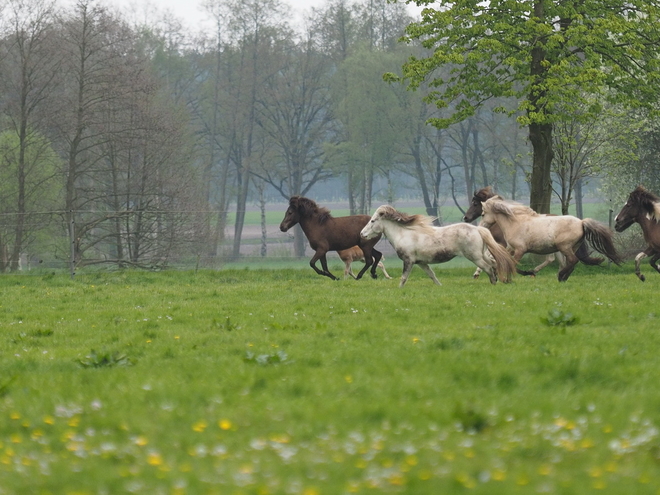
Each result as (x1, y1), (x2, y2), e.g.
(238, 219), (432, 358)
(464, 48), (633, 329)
(337, 246), (392, 279)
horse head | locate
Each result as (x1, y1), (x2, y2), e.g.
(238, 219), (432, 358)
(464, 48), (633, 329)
(615, 186), (660, 232)
(480, 196), (511, 228)
(279, 196), (304, 231)
(464, 186), (495, 222)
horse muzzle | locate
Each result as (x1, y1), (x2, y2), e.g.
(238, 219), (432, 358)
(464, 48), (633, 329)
(614, 218), (632, 233)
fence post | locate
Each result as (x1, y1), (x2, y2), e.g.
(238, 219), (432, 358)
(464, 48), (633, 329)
(69, 210), (75, 279)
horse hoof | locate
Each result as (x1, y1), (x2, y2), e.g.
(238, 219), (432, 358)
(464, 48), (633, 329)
(639, 275), (646, 282)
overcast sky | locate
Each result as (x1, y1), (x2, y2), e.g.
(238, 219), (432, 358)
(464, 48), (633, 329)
(105, 0), (331, 34)
(101, 0), (421, 35)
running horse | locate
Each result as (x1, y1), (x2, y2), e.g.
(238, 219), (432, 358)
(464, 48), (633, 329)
(481, 196), (621, 281)
(360, 205), (516, 287)
(464, 186), (603, 277)
(614, 185), (660, 281)
(280, 196), (383, 280)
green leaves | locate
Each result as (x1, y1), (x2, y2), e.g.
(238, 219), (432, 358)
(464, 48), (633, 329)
(244, 350), (288, 366)
(78, 349), (135, 368)
(541, 308), (579, 328)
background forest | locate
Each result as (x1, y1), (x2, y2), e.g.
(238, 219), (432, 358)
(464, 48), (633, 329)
(0, 0), (658, 271)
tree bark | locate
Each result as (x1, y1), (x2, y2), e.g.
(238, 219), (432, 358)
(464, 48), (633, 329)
(528, 122), (553, 214)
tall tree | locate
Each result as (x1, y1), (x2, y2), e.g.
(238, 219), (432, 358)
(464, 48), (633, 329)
(252, 33), (335, 256)
(0, 0), (60, 270)
(391, 0), (660, 213)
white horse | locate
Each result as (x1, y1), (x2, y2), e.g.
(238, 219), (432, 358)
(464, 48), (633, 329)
(480, 196), (622, 281)
(360, 205), (516, 287)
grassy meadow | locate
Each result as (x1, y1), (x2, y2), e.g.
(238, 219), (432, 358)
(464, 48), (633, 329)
(1, 262), (660, 494)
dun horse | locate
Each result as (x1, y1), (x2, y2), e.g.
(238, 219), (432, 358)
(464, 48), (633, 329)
(481, 196), (621, 281)
(614, 185), (660, 281)
(464, 186), (603, 277)
(360, 205), (516, 287)
(337, 246), (392, 280)
(280, 196), (383, 280)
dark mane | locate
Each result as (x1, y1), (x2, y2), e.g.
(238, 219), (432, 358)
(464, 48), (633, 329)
(290, 195), (333, 224)
(630, 185), (660, 208)
(474, 186), (495, 202)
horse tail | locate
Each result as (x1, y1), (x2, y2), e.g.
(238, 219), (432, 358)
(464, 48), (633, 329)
(478, 227), (516, 283)
(582, 219), (623, 265)
(575, 242), (604, 266)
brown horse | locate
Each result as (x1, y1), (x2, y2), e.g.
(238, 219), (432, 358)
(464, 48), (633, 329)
(614, 186), (660, 281)
(280, 196), (383, 280)
(464, 186), (603, 276)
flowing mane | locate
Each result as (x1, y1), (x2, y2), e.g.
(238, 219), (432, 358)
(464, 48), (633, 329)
(630, 186), (660, 222)
(376, 205), (436, 230)
(485, 196), (540, 218)
(290, 195), (333, 224)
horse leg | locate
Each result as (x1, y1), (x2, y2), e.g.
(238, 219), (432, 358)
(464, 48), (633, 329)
(472, 267), (482, 279)
(369, 249), (383, 279)
(399, 260), (415, 288)
(378, 260), (392, 279)
(510, 248), (535, 277)
(649, 251), (660, 276)
(355, 247), (377, 280)
(418, 263), (441, 286)
(557, 251), (579, 282)
(344, 260), (357, 280)
(532, 254), (555, 275)
(473, 257), (498, 284)
(310, 251), (337, 280)
(635, 250), (649, 281)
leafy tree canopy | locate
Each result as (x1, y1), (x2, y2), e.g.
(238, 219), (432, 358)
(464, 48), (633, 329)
(389, 1), (660, 129)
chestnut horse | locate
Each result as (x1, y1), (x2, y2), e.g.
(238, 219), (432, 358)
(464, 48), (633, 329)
(614, 185), (660, 281)
(481, 196), (621, 281)
(360, 205), (516, 287)
(337, 246), (392, 280)
(464, 186), (603, 276)
(280, 196), (383, 280)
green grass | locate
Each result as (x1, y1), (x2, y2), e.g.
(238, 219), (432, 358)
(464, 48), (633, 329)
(1, 264), (659, 494)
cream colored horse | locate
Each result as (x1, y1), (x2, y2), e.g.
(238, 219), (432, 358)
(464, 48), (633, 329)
(480, 196), (621, 281)
(360, 205), (516, 287)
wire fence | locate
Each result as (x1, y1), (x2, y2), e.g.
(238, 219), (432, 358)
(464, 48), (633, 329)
(0, 200), (636, 276)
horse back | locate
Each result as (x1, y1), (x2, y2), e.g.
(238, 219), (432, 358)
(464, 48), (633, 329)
(310, 214), (378, 251)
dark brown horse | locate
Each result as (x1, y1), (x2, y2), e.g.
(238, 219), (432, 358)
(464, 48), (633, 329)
(280, 196), (383, 280)
(615, 186), (660, 281)
(463, 186), (603, 276)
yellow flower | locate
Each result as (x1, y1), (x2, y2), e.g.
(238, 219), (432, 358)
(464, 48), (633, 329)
(134, 436), (148, 446)
(589, 467), (603, 478)
(10, 412), (20, 420)
(192, 420), (207, 432)
(492, 469), (506, 481)
(147, 452), (163, 466)
(219, 419), (232, 430)
(43, 416), (55, 425)
(345, 375), (353, 384)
